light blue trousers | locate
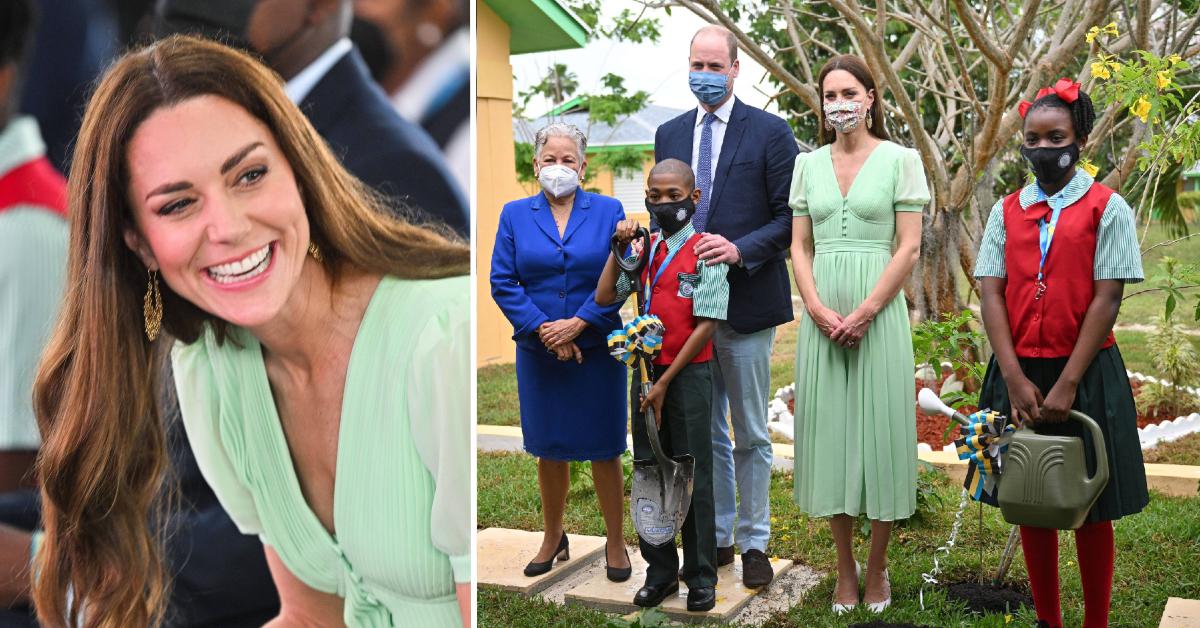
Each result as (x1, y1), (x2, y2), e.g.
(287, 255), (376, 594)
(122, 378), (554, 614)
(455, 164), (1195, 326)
(709, 322), (776, 553)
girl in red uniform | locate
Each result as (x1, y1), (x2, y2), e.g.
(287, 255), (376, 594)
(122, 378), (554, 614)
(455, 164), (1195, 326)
(973, 79), (1149, 628)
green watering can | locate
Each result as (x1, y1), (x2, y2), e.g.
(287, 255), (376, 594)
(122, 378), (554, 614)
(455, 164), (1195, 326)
(997, 410), (1109, 530)
(917, 389), (1109, 530)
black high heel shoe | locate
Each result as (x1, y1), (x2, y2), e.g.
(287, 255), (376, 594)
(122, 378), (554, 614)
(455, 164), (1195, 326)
(523, 532), (569, 577)
(606, 547), (632, 582)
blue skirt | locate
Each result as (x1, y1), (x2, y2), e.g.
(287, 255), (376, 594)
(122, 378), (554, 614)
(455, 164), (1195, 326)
(516, 343), (628, 461)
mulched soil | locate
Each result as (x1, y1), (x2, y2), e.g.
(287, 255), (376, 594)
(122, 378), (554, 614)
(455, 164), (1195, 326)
(944, 580), (1032, 615)
(913, 373), (1196, 448)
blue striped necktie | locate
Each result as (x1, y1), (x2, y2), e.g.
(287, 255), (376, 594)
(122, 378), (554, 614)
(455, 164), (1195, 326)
(693, 112), (716, 231)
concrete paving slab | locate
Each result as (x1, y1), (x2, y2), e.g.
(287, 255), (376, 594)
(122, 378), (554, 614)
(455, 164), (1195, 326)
(1161, 597), (1200, 627)
(564, 548), (793, 623)
(477, 528), (607, 595)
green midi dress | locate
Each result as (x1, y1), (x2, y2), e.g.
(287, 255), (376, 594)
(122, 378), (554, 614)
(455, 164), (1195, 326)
(789, 141), (930, 520)
(173, 276), (470, 627)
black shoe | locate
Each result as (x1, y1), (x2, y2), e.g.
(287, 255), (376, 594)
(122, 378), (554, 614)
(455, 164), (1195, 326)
(606, 548), (632, 582)
(523, 532), (569, 577)
(633, 581), (679, 608)
(678, 545), (734, 580)
(741, 549), (774, 588)
(686, 586), (716, 612)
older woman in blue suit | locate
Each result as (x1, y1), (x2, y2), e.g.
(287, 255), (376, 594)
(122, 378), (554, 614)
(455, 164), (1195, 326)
(490, 123), (632, 580)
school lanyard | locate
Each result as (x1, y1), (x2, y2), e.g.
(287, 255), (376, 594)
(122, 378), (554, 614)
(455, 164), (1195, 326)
(1034, 198), (1066, 300)
(643, 234), (682, 313)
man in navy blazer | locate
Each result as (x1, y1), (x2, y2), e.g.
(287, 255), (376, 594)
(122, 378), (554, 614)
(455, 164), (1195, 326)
(654, 25), (798, 589)
(154, 0), (468, 236)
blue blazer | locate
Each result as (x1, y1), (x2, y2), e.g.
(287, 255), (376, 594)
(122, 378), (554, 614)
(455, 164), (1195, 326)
(302, 48), (469, 235)
(491, 191), (626, 351)
(654, 98), (799, 334)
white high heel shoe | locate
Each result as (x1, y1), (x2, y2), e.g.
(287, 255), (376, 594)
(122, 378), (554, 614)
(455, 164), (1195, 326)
(866, 567), (891, 613)
(831, 560), (861, 615)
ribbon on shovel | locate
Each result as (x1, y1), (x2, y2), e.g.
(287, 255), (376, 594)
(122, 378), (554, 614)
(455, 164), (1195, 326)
(607, 315), (666, 366)
(954, 409), (1015, 505)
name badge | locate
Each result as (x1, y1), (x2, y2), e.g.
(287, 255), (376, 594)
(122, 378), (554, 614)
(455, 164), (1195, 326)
(677, 272), (700, 299)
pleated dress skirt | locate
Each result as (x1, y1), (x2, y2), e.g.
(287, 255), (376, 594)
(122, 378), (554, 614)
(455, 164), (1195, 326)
(792, 241), (918, 520)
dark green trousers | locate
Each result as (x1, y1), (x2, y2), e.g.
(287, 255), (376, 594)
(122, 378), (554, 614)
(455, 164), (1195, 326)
(632, 361), (717, 589)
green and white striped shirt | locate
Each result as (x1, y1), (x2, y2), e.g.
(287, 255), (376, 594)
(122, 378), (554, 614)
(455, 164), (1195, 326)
(614, 223), (729, 320)
(974, 170), (1143, 283)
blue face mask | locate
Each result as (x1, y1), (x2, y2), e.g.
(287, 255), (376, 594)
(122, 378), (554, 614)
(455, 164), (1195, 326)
(689, 71), (729, 106)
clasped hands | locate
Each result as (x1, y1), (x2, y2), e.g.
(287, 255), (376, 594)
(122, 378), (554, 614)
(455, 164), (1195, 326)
(538, 317), (586, 363)
(807, 301), (875, 349)
(1006, 375), (1077, 426)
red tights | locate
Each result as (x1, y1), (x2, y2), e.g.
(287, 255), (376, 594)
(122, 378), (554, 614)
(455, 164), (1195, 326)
(1019, 521), (1115, 628)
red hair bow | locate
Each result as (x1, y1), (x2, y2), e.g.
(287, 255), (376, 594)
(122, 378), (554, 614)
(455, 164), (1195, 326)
(1018, 78), (1082, 117)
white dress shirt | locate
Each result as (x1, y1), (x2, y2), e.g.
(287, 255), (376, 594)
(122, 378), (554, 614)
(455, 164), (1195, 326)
(690, 96), (736, 185)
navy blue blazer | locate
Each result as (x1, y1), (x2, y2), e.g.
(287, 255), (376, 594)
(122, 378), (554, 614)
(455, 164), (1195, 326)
(491, 191), (626, 351)
(301, 47), (469, 235)
(654, 98), (799, 334)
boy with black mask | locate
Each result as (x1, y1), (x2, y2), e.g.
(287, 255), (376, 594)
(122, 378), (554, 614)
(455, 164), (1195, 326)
(596, 158), (729, 612)
(974, 79), (1148, 628)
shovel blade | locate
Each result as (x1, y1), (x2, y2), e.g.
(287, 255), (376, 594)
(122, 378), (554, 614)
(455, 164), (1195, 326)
(630, 454), (695, 547)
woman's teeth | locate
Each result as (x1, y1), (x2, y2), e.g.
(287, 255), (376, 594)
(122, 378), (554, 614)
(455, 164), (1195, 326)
(206, 244), (272, 284)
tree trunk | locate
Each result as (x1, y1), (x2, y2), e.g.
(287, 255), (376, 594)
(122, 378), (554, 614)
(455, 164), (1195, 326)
(911, 208), (965, 321)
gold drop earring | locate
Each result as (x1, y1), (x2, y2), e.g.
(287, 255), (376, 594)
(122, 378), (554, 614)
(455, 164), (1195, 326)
(308, 241), (323, 262)
(144, 269), (162, 341)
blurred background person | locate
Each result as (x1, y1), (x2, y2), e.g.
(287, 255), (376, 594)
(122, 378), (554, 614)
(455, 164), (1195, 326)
(154, 0), (469, 235)
(351, 0), (469, 191)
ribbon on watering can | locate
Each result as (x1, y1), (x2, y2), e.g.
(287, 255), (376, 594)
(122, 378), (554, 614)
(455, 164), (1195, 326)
(954, 409), (1014, 505)
(607, 315), (666, 365)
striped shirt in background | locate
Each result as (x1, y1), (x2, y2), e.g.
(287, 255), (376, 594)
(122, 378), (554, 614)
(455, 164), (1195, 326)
(973, 170), (1144, 283)
(0, 117), (68, 450)
(613, 222), (730, 321)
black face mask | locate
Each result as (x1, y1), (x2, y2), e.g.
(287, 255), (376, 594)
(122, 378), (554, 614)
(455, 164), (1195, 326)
(646, 197), (695, 234)
(1020, 143), (1081, 186)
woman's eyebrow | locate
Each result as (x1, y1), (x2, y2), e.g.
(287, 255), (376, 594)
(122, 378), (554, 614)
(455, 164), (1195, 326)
(220, 141), (266, 175)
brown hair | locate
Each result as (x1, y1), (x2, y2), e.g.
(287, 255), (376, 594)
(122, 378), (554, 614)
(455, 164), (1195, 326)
(32, 34), (468, 627)
(816, 54), (889, 145)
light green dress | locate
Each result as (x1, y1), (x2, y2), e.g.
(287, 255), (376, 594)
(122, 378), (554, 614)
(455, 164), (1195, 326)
(788, 141), (929, 520)
(173, 275), (469, 627)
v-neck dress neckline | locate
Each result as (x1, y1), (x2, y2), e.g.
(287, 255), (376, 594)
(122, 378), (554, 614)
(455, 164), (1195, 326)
(828, 141), (886, 201)
(246, 275), (388, 543)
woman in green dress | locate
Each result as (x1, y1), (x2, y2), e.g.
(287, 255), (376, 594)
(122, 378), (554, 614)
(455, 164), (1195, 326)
(788, 55), (929, 615)
(32, 36), (469, 627)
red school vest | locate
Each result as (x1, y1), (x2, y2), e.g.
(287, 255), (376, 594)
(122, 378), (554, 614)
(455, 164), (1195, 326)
(0, 157), (69, 217)
(1001, 182), (1116, 358)
(640, 232), (713, 367)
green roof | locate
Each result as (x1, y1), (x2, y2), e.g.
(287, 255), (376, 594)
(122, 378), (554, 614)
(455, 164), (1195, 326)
(485, 0), (589, 54)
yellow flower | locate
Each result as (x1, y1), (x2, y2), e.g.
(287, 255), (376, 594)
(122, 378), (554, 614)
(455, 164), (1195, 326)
(1108, 61), (1122, 72)
(1169, 54), (1182, 65)
(1131, 96), (1151, 122)
(1086, 26), (1100, 43)
(1157, 70), (1173, 90)
(1091, 61), (1111, 80)
(1005, 615), (1014, 624)
(1104, 21), (1119, 36)
(1080, 159), (1099, 177)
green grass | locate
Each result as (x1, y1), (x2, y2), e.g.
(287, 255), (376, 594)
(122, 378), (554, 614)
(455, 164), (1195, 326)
(478, 363), (521, 426)
(1113, 330), (1200, 376)
(1144, 432), (1200, 466)
(478, 452), (1200, 627)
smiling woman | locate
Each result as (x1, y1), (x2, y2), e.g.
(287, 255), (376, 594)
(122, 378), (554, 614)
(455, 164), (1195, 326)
(32, 35), (470, 628)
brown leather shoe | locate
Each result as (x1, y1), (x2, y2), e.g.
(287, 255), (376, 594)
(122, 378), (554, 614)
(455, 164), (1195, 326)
(741, 549), (774, 588)
(678, 545), (734, 579)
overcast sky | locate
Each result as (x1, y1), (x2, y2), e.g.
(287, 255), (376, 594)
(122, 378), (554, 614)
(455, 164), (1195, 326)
(510, 3), (785, 119)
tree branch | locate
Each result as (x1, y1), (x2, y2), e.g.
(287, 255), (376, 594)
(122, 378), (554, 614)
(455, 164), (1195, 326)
(952, 0), (1010, 70)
